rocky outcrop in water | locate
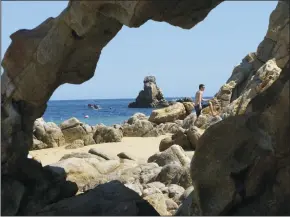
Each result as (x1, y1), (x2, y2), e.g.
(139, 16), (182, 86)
(128, 76), (169, 108)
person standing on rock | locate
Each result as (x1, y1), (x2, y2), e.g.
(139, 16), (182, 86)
(194, 84), (216, 117)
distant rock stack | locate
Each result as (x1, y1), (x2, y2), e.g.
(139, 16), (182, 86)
(128, 76), (169, 108)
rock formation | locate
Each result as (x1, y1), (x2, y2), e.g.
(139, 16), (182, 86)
(1, 0), (289, 215)
(128, 76), (169, 108)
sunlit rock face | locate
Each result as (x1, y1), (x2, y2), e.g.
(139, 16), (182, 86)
(190, 1), (290, 215)
(128, 76), (169, 108)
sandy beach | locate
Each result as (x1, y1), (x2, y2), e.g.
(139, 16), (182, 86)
(30, 135), (170, 166)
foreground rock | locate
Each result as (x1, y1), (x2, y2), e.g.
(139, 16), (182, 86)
(1, 158), (78, 215)
(149, 103), (187, 124)
(29, 181), (160, 216)
(191, 62), (290, 215)
(128, 76), (169, 108)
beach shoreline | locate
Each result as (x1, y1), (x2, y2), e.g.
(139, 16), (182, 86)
(30, 135), (172, 166)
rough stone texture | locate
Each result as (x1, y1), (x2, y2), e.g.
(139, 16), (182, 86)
(175, 190), (201, 216)
(30, 181), (160, 216)
(182, 102), (195, 115)
(1, 178), (26, 216)
(143, 182), (166, 191)
(48, 158), (122, 191)
(149, 102), (187, 124)
(156, 163), (192, 189)
(64, 139), (84, 149)
(60, 118), (95, 145)
(167, 184), (185, 204)
(202, 1), (289, 119)
(182, 113), (197, 129)
(122, 119), (154, 137)
(159, 128), (192, 152)
(223, 59), (282, 116)
(159, 136), (174, 152)
(194, 113), (222, 129)
(143, 193), (169, 216)
(59, 152), (106, 161)
(1, 0), (289, 215)
(126, 112), (148, 124)
(154, 122), (180, 135)
(191, 61), (290, 215)
(93, 125), (123, 143)
(33, 118), (65, 149)
(148, 145), (191, 167)
(32, 137), (48, 150)
(165, 199), (179, 215)
(1, 158), (78, 215)
(186, 125), (204, 150)
(89, 148), (118, 160)
(142, 187), (162, 197)
(128, 76), (169, 108)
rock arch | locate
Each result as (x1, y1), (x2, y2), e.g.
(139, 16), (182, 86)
(1, 0), (289, 215)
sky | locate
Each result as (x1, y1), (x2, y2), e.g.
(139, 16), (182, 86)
(2, 1), (277, 100)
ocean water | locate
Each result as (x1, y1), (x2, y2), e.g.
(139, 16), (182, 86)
(43, 97), (211, 126)
(43, 98), (176, 126)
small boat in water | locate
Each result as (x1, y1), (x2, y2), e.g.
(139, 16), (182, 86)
(88, 104), (100, 110)
(84, 115), (89, 118)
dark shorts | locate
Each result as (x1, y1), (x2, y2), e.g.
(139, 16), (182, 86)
(194, 101), (210, 117)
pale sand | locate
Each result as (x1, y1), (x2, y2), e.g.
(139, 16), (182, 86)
(30, 135), (170, 166)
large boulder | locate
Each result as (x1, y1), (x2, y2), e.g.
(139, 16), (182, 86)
(122, 119), (154, 137)
(128, 76), (169, 108)
(48, 158), (123, 191)
(29, 181), (160, 216)
(159, 128), (192, 151)
(149, 102), (187, 124)
(32, 137), (48, 150)
(126, 113), (148, 124)
(60, 118), (95, 145)
(33, 118), (65, 149)
(155, 163), (192, 189)
(93, 125), (123, 143)
(118, 163), (162, 185)
(148, 145), (190, 167)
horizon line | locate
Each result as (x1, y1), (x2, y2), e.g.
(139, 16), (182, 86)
(48, 96), (213, 101)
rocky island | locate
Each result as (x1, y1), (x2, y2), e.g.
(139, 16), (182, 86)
(128, 76), (169, 108)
